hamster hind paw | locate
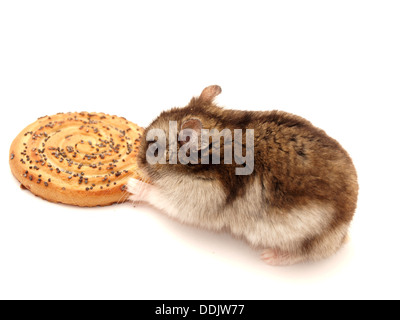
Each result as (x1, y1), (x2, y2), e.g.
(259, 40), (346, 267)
(261, 249), (303, 266)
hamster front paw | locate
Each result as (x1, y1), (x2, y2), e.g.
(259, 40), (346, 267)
(128, 178), (152, 204)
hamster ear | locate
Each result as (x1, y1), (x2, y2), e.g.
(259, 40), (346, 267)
(199, 85), (222, 103)
(179, 119), (203, 150)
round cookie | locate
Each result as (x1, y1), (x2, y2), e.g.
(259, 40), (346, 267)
(9, 112), (144, 207)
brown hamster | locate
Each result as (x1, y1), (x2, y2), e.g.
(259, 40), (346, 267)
(128, 85), (358, 266)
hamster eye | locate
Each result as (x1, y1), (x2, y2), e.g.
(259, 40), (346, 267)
(148, 141), (166, 160)
(148, 142), (158, 156)
(153, 144), (159, 158)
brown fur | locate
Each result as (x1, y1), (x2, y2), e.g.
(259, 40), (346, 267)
(135, 85), (359, 264)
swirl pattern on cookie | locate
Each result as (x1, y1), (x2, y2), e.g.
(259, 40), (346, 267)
(9, 112), (143, 207)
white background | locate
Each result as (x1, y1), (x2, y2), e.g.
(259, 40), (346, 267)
(1, 0), (399, 300)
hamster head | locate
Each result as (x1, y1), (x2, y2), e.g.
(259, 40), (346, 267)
(137, 85), (236, 182)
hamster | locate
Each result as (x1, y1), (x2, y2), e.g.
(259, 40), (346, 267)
(128, 85), (358, 266)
